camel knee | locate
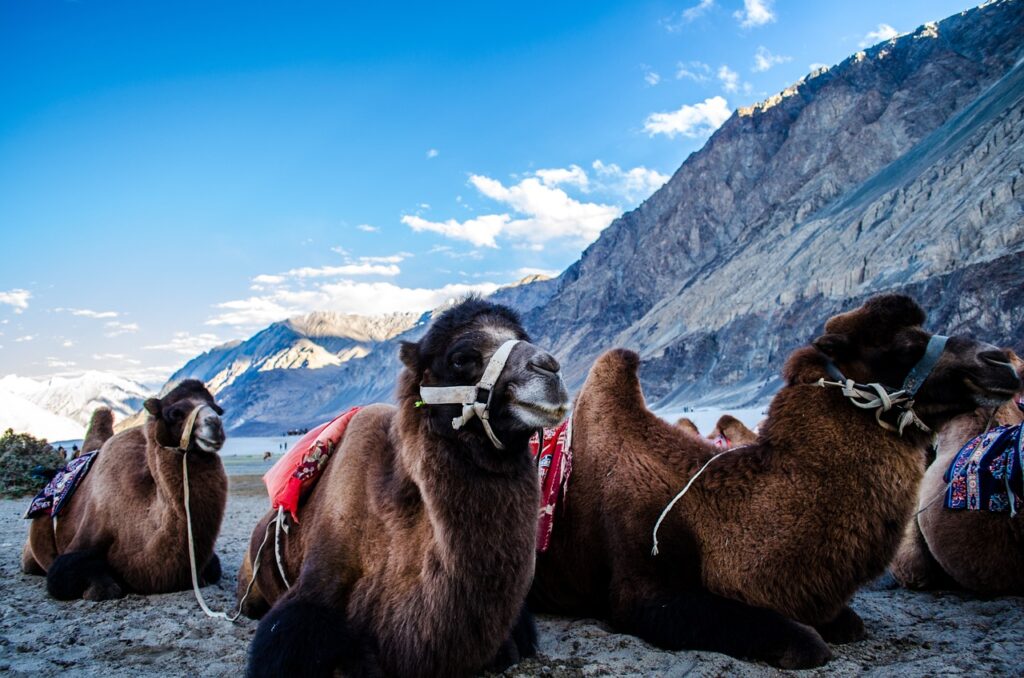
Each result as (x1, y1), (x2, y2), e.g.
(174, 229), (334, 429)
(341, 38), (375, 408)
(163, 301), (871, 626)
(247, 598), (371, 678)
(21, 543), (44, 576)
(486, 603), (537, 673)
(890, 520), (949, 590)
(201, 552), (222, 586)
(47, 549), (123, 601)
(815, 605), (865, 644)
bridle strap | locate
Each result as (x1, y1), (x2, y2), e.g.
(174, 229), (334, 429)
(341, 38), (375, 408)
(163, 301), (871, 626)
(418, 339), (521, 450)
(901, 335), (948, 396)
(177, 404), (208, 451)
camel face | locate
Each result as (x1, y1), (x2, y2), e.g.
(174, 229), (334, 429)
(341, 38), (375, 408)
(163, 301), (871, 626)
(919, 337), (1021, 411)
(143, 379), (226, 453)
(492, 341), (570, 430)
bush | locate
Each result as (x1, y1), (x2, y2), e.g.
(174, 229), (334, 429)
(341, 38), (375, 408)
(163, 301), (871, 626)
(0, 428), (65, 498)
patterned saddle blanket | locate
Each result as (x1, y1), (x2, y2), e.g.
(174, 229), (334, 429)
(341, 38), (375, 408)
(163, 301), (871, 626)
(25, 451), (99, 519)
(944, 424), (1022, 515)
(530, 418), (572, 554)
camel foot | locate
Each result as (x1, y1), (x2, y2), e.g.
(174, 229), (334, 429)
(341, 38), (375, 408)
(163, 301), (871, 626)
(47, 549), (122, 601)
(201, 552), (222, 586)
(816, 606), (866, 644)
(486, 603), (538, 672)
(248, 598), (373, 677)
(617, 588), (832, 669)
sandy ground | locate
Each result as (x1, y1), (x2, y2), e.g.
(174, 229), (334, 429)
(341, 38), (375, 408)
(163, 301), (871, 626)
(2, 480), (1023, 677)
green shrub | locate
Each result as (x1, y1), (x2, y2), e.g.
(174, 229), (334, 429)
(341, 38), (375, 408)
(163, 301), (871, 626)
(0, 428), (64, 498)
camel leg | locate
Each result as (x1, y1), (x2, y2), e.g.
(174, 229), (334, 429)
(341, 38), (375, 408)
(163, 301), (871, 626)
(815, 605), (865, 644)
(21, 542), (45, 576)
(47, 549), (124, 601)
(236, 547), (270, 620)
(201, 552), (222, 586)
(612, 587), (832, 669)
(890, 517), (952, 590)
(485, 602), (538, 673)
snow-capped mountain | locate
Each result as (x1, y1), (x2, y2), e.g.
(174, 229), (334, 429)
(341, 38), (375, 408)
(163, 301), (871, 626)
(0, 371), (150, 440)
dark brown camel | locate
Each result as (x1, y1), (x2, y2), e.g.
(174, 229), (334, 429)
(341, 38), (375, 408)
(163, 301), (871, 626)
(21, 380), (227, 600)
(238, 298), (569, 678)
(891, 351), (1024, 594)
(530, 294), (1021, 669)
(675, 417), (701, 436)
(707, 414), (758, 447)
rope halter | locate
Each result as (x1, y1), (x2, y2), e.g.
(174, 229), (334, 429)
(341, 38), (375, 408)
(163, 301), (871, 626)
(817, 334), (949, 435)
(417, 339), (521, 450)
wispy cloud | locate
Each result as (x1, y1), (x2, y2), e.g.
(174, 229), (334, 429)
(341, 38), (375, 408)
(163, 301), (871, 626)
(426, 148), (439, 159)
(45, 357), (76, 368)
(591, 161), (669, 203)
(15, 335), (34, 342)
(92, 353), (142, 365)
(734, 0), (775, 28)
(55, 307), (119, 319)
(642, 67), (661, 87)
(145, 332), (223, 355)
(104, 321), (139, 337)
(0, 289), (31, 314)
(356, 224), (379, 233)
(662, 0), (715, 32)
(644, 96), (732, 138)
(752, 46), (791, 72)
(717, 65), (740, 93)
(676, 61), (712, 83)
(860, 24), (899, 48)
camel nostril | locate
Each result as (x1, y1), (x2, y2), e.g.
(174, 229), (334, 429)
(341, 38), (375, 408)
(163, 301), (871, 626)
(529, 353), (561, 375)
(980, 350), (1013, 368)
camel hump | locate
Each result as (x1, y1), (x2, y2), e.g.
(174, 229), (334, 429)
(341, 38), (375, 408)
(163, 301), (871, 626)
(594, 348), (641, 375)
(82, 407), (115, 454)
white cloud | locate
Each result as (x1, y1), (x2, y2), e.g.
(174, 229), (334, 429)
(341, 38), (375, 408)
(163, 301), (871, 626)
(104, 321), (139, 337)
(15, 335), (34, 342)
(676, 61), (712, 82)
(62, 339), (74, 348)
(276, 264), (401, 279)
(734, 0), (775, 28)
(403, 214), (509, 248)
(0, 289), (31, 313)
(860, 24), (899, 47)
(591, 161), (669, 202)
(752, 46), (791, 72)
(535, 165), (589, 190)
(56, 307), (119, 319)
(662, 0), (715, 31)
(644, 96), (732, 138)
(426, 148), (439, 159)
(644, 70), (661, 86)
(144, 332), (223, 355)
(45, 357), (76, 368)
(356, 224), (379, 233)
(717, 65), (740, 93)
(359, 253), (412, 264)
(206, 281), (502, 327)
(92, 353), (142, 365)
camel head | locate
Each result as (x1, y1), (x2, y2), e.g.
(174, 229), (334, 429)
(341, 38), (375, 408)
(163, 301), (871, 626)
(811, 294), (1022, 430)
(401, 297), (569, 451)
(676, 417), (700, 436)
(143, 379), (226, 453)
(708, 414), (757, 447)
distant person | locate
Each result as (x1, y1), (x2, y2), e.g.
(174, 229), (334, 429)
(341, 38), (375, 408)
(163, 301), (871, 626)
(56, 446), (67, 461)
(263, 451), (272, 461)
(71, 444), (80, 459)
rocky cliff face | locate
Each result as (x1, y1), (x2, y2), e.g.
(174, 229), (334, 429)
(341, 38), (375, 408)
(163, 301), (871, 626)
(507, 0), (1024, 411)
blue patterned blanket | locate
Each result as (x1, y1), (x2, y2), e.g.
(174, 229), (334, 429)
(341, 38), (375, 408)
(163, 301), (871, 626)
(944, 424), (1023, 515)
(24, 451), (98, 519)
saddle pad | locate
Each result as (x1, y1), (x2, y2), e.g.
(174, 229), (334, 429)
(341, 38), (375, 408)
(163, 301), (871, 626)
(530, 419), (572, 553)
(944, 424), (1023, 514)
(264, 407), (361, 523)
(25, 451), (98, 519)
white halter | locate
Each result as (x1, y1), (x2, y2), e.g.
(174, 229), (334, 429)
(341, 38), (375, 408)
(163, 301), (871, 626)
(417, 339), (521, 450)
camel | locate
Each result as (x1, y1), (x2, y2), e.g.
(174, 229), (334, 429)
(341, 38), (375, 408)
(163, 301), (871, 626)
(891, 351), (1024, 594)
(21, 380), (228, 600)
(81, 407), (114, 455)
(238, 298), (569, 678)
(707, 414), (758, 448)
(675, 417), (701, 436)
(529, 294), (1021, 669)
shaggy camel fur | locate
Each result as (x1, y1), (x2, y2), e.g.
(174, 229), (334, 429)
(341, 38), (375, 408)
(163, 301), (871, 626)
(707, 414), (758, 447)
(239, 299), (569, 678)
(21, 380), (227, 600)
(530, 294), (1021, 669)
(891, 351), (1024, 594)
(675, 417), (700, 436)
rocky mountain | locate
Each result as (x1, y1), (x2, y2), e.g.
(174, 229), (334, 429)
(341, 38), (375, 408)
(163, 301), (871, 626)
(504, 0), (1024, 412)
(0, 372), (150, 440)
(162, 0), (1024, 434)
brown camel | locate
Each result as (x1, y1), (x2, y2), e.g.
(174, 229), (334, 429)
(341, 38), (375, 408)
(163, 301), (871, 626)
(81, 407), (114, 455)
(707, 414), (758, 447)
(675, 417), (701, 436)
(238, 298), (569, 678)
(21, 380), (227, 600)
(891, 351), (1024, 594)
(529, 294), (1021, 669)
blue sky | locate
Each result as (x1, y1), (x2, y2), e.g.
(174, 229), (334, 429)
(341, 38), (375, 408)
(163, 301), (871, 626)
(0, 0), (973, 384)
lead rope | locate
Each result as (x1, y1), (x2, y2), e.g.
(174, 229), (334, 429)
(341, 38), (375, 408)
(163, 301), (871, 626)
(273, 506), (292, 589)
(651, 448), (737, 556)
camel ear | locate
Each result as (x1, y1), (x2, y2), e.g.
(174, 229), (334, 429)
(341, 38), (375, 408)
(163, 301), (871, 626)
(144, 398), (162, 417)
(813, 333), (852, 360)
(399, 341), (420, 370)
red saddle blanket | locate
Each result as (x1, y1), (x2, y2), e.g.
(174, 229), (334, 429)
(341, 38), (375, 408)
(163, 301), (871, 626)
(265, 408), (573, 553)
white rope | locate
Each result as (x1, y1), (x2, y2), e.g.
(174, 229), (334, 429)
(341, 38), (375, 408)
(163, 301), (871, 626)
(816, 378), (929, 434)
(651, 449), (735, 556)
(182, 452), (272, 622)
(273, 506), (292, 589)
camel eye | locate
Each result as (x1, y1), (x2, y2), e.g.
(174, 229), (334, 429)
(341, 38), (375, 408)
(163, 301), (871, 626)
(450, 351), (479, 371)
